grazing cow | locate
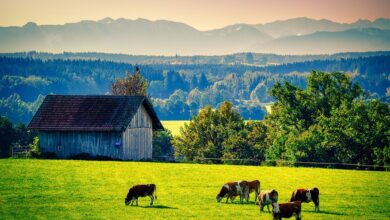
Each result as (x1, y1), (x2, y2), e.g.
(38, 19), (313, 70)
(125, 184), (157, 206)
(289, 187), (319, 212)
(247, 180), (260, 203)
(272, 201), (302, 220)
(216, 181), (249, 204)
(258, 189), (278, 212)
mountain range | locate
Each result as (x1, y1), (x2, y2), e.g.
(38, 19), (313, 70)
(0, 17), (389, 55)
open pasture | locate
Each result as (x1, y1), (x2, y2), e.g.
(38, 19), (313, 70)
(161, 120), (188, 136)
(0, 159), (389, 219)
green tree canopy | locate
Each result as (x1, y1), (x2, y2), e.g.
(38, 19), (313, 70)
(265, 71), (389, 168)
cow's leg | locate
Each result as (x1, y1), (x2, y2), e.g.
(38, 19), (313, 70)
(136, 198), (138, 206)
(315, 200), (320, 212)
(230, 195), (236, 202)
(149, 195), (154, 205)
(259, 202), (264, 212)
(267, 204), (270, 213)
(130, 199), (134, 206)
(225, 195), (229, 203)
(294, 211), (301, 220)
(255, 192), (259, 204)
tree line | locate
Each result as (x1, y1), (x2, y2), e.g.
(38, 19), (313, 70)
(0, 55), (389, 124)
(174, 71), (390, 169)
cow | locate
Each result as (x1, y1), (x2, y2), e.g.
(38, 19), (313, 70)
(124, 184), (157, 206)
(216, 181), (249, 204)
(248, 180), (260, 203)
(258, 189), (278, 213)
(289, 187), (319, 212)
(272, 201), (302, 220)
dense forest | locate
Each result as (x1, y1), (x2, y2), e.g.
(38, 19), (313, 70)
(0, 54), (389, 123)
(2, 51), (390, 65)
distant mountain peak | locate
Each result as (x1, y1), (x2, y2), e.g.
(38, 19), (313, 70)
(23, 22), (38, 27)
(98, 17), (114, 24)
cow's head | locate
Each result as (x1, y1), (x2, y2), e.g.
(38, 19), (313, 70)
(124, 197), (131, 206)
(125, 188), (134, 206)
(216, 185), (228, 202)
(271, 202), (280, 219)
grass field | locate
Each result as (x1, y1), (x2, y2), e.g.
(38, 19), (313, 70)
(161, 120), (188, 136)
(0, 159), (389, 219)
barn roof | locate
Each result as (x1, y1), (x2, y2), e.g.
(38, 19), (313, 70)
(28, 95), (164, 131)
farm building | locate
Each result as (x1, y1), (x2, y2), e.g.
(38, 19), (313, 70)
(28, 95), (163, 160)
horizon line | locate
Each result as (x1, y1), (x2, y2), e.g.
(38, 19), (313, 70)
(1, 16), (389, 31)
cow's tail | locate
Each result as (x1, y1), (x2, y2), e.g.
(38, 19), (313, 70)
(154, 185), (157, 200)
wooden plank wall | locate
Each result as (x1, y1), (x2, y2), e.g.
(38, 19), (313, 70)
(123, 104), (153, 160)
(39, 131), (123, 159)
(39, 104), (154, 160)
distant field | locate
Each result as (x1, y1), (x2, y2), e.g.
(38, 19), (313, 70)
(161, 120), (188, 136)
(0, 159), (389, 219)
(161, 120), (264, 136)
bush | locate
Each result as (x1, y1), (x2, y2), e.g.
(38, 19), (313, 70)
(153, 129), (174, 161)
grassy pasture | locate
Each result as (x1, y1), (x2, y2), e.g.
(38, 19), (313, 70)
(0, 159), (389, 219)
(161, 120), (188, 136)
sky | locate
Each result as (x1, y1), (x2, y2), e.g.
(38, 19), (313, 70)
(0, 0), (389, 30)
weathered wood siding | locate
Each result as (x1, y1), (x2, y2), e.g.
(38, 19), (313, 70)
(39, 104), (154, 160)
(122, 104), (153, 160)
(39, 131), (123, 159)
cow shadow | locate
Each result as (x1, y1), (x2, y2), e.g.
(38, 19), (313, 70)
(306, 210), (344, 216)
(227, 201), (258, 205)
(141, 205), (178, 209)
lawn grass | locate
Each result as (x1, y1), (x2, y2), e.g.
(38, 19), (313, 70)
(0, 159), (389, 219)
(161, 120), (188, 136)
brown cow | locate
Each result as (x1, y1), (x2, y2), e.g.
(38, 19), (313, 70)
(272, 201), (302, 220)
(125, 184), (157, 206)
(248, 180), (260, 203)
(216, 181), (249, 204)
(230, 180), (260, 204)
(289, 187), (319, 212)
(258, 189), (278, 212)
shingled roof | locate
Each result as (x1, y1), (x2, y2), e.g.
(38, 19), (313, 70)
(28, 95), (164, 131)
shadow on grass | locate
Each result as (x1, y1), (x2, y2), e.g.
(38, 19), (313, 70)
(306, 210), (345, 216)
(223, 201), (258, 205)
(140, 205), (178, 209)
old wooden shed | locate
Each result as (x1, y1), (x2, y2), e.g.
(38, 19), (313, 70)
(28, 95), (163, 160)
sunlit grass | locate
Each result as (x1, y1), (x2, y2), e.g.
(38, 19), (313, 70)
(161, 120), (187, 136)
(0, 159), (389, 219)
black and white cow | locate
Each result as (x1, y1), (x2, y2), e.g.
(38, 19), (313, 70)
(125, 184), (157, 206)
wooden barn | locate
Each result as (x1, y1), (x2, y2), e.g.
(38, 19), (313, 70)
(28, 95), (163, 160)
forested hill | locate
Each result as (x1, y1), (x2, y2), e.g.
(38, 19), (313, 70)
(0, 55), (389, 123)
(2, 51), (390, 65)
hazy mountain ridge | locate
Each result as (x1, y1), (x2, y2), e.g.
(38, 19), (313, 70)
(0, 17), (389, 55)
(255, 17), (390, 37)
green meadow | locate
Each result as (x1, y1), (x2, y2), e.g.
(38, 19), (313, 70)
(161, 120), (188, 136)
(0, 159), (389, 219)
